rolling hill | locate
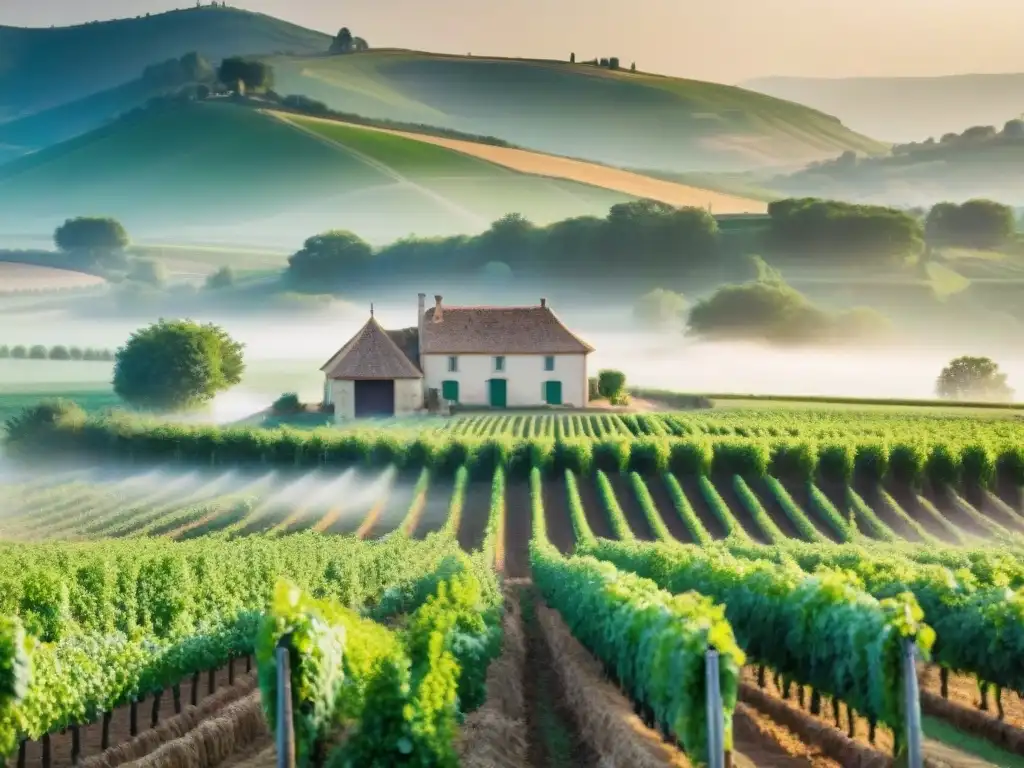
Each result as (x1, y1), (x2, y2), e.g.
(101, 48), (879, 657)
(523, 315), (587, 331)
(743, 74), (1024, 143)
(772, 121), (1024, 206)
(0, 101), (650, 246)
(262, 50), (886, 173)
(0, 7), (330, 123)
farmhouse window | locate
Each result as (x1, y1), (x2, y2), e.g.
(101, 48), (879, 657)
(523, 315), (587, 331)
(544, 356), (555, 371)
(447, 356), (458, 372)
(494, 356), (506, 372)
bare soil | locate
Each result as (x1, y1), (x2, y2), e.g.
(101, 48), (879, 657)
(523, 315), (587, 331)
(504, 481), (533, 579)
(457, 480), (494, 551)
(411, 477), (454, 538)
(994, 479), (1024, 516)
(362, 479), (416, 539)
(21, 662), (252, 768)
(575, 473), (617, 540)
(541, 475), (577, 555)
(517, 585), (602, 768)
(606, 473), (657, 541)
(645, 474), (697, 544)
(920, 664), (1024, 732)
(979, 487), (1024, 534)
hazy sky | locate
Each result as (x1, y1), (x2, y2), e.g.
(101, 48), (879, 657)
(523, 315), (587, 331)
(4, 0), (1024, 83)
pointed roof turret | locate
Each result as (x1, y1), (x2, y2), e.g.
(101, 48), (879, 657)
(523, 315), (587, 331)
(321, 315), (423, 379)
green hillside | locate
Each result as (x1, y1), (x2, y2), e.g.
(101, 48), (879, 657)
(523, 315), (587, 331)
(773, 121), (1024, 205)
(0, 101), (632, 247)
(265, 50), (886, 173)
(0, 7), (330, 122)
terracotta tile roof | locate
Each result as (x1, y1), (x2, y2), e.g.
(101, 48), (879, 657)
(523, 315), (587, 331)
(321, 316), (423, 379)
(420, 304), (594, 354)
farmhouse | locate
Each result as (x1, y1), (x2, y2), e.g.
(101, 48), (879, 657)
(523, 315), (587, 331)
(321, 294), (594, 419)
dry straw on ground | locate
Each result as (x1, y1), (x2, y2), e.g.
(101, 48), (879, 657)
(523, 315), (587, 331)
(536, 601), (691, 768)
(269, 111), (767, 215)
(82, 676), (257, 768)
(457, 586), (529, 768)
(127, 692), (268, 768)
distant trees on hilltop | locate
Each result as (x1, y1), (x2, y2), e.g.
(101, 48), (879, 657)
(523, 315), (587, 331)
(571, 53), (632, 71)
(924, 199), (1015, 250)
(330, 27), (369, 54)
(218, 57), (273, 93)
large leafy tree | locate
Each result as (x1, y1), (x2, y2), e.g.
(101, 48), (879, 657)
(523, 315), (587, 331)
(54, 217), (130, 268)
(286, 230), (374, 287)
(217, 57), (273, 92)
(936, 356), (1014, 402)
(113, 320), (245, 411)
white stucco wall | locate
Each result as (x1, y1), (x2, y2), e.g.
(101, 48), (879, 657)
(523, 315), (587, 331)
(422, 354), (588, 407)
(329, 379), (355, 422)
(395, 379), (424, 415)
(328, 378), (424, 422)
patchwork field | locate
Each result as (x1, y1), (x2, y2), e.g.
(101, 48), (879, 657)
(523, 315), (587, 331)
(266, 49), (885, 172)
(0, 262), (105, 293)
(0, 102), (634, 246)
(272, 111), (767, 214)
(3, 407), (1024, 767)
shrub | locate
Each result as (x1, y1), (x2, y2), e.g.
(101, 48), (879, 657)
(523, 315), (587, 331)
(713, 439), (771, 477)
(960, 444), (996, 489)
(925, 443), (962, 488)
(28, 346), (47, 360)
(10, 346), (26, 359)
(817, 442), (855, 484)
(588, 376), (600, 400)
(68, 347), (84, 360)
(768, 440), (818, 481)
(853, 441), (889, 483)
(271, 393), (303, 415)
(888, 442), (928, 487)
(597, 369), (626, 399)
(627, 437), (670, 475)
(48, 345), (71, 361)
(0, 346), (8, 359)
(668, 439), (714, 476)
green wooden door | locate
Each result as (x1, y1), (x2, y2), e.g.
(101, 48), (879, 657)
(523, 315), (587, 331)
(544, 380), (563, 405)
(489, 378), (507, 408)
(441, 380), (459, 402)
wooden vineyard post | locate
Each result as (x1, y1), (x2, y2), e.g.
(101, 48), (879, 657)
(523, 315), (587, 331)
(704, 649), (726, 768)
(276, 634), (296, 768)
(903, 636), (923, 768)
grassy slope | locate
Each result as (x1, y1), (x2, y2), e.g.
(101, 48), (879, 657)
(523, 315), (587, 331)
(265, 50), (886, 173)
(0, 101), (631, 246)
(0, 7), (330, 122)
(743, 74), (1024, 143)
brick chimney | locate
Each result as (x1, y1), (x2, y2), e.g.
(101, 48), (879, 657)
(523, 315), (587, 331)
(540, 297), (547, 308)
(417, 293), (426, 368)
(433, 295), (444, 323)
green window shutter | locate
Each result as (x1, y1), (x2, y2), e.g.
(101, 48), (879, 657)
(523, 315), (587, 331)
(544, 356), (555, 371)
(442, 380), (459, 402)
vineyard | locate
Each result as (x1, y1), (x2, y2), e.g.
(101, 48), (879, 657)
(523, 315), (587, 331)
(1, 406), (1024, 767)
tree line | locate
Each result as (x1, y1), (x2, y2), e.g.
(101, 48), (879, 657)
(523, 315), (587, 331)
(0, 345), (114, 361)
(283, 196), (1019, 290)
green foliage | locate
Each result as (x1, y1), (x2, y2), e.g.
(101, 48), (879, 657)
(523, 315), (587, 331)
(531, 540), (743, 764)
(113, 319), (245, 411)
(286, 230), (375, 288)
(597, 369), (626, 400)
(2, 400), (86, 454)
(937, 356), (1014, 403)
(205, 266), (236, 290)
(632, 288), (687, 329)
(926, 199), (1016, 249)
(767, 197), (924, 264)
(0, 617), (31, 707)
(53, 217), (130, 256)
(257, 581), (347, 768)
(218, 56), (274, 91)
(127, 258), (168, 287)
(272, 393), (303, 415)
(587, 539), (934, 753)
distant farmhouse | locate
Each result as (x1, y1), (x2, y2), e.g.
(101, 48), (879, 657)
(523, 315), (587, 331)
(321, 294), (594, 419)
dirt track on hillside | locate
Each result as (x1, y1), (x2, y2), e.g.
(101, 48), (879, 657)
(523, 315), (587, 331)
(268, 111), (767, 214)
